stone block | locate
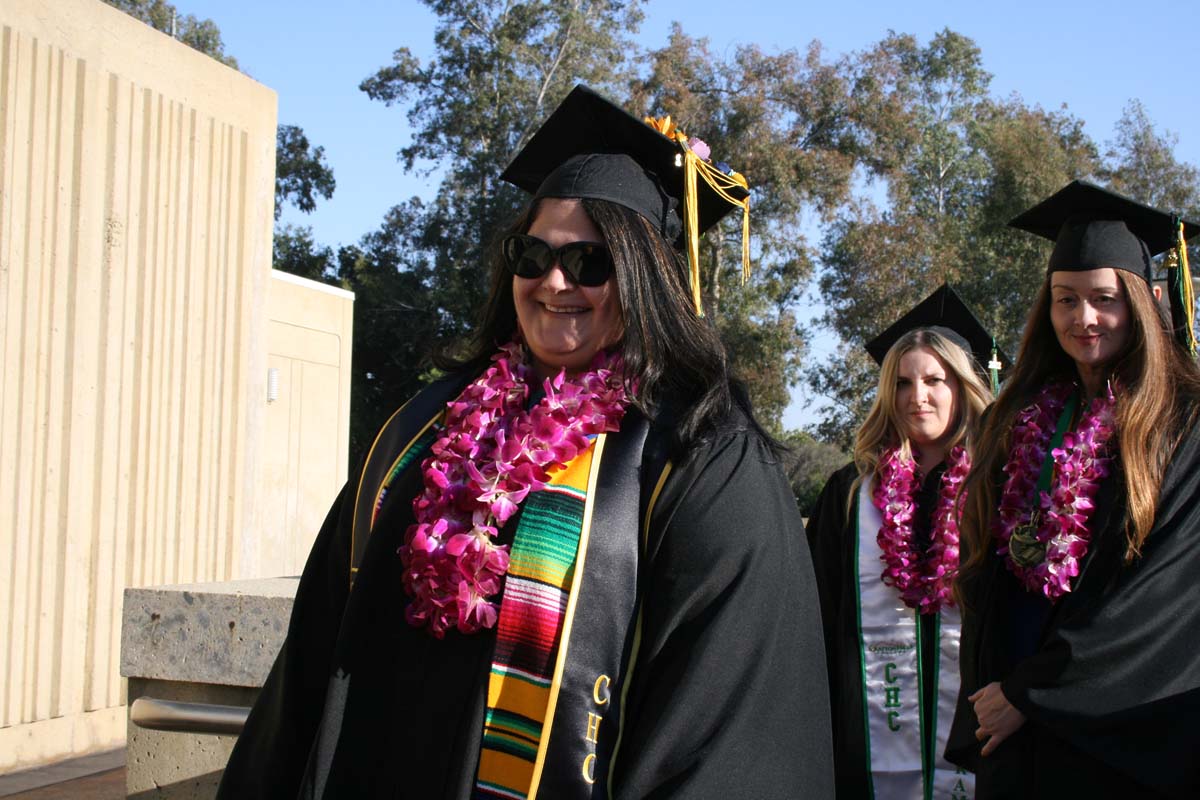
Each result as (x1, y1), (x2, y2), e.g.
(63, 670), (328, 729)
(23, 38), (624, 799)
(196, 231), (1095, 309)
(121, 578), (298, 688)
(120, 578), (298, 797)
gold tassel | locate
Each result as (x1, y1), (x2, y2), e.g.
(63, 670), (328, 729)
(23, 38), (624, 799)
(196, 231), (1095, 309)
(680, 137), (752, 315)
(1178, 219), (1197, 356)
(644, 118), (753, 315)
(683, 148), (704, 315)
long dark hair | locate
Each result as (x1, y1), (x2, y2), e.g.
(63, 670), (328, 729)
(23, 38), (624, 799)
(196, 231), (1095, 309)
(436, 197), (769, 458)
(957, 271), (1200, 598)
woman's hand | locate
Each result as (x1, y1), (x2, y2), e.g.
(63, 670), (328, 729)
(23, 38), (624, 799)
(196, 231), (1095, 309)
(969, 681), (1026, 756)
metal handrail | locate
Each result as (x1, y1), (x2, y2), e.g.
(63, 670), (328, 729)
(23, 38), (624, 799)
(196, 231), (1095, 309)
(130, 696), (249, 735)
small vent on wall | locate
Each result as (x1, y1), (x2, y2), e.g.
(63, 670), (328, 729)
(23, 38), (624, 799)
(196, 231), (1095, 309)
(267, 368), (280, 403)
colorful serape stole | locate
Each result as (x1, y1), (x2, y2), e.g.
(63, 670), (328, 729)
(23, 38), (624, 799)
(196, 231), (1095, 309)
(473, 440), (596, 800)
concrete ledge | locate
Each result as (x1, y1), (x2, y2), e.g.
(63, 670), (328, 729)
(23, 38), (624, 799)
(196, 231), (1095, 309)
(120, 578), (298, 688)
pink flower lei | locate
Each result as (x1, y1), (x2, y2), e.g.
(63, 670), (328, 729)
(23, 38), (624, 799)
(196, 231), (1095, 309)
(398, 340), (630, 638)
(993, 382), (1116, 600)
(873, 445), (971, 614)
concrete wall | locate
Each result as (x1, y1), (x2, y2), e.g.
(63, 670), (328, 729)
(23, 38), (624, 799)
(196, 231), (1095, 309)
(0, 0), (353, 773)
(261, 271), (354, 576)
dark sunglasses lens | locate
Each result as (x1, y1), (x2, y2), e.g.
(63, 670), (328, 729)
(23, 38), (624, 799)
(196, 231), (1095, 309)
(504, 236), (551, 279)
(560, 243), (612, 286)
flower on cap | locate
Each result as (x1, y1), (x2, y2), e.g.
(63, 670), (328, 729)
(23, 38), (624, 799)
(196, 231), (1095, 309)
(687, 137), (711, 161)
(644, 114), (678, 139)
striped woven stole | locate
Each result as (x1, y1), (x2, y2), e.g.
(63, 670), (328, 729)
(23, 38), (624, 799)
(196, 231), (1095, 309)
(473, 440), (596, 800)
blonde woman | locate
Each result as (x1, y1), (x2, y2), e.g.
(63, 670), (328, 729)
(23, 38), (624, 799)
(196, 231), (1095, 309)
(948, 182), (1200, 799)
(807, 284), (999, 800)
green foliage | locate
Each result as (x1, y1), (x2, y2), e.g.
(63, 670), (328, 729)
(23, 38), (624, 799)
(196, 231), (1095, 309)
(273, 225), (336, 282)
(629, 27), (859, 430)
(780, 431), (849, 517)
(1101, 100), (1200, 216)
(807, 30), (1107, 448)
(275, 126), (336, 221)
(102, 0), (238, 68)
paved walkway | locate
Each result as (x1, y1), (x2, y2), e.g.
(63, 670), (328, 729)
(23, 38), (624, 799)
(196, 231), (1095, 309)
(0, 750), (125, 799)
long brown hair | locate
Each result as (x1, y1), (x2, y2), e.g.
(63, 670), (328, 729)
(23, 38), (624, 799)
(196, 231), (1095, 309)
(957, 271), (1200, 592)
(850, 328), (993, 503)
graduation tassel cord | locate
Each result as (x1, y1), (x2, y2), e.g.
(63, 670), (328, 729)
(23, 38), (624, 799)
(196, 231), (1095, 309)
(988, 339), (1002, 395)
(1169, 217), (1197, 357)
(678, 137), (752, 317)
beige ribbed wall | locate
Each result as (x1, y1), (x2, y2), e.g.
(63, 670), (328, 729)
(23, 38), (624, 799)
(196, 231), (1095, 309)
(263, 271), (354, 576)
(0, 0), (277, 770)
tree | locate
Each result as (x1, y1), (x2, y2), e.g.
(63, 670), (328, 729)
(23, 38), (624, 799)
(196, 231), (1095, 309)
(273, 225), (336, 282)
(780, 431), (848, 517)
(807, 30), (995, 446)
(629, 26), (859, 430)
(805, 30), (1103, 447)
(1101, 100), (1200, 217)
(275, 125), (336, 221)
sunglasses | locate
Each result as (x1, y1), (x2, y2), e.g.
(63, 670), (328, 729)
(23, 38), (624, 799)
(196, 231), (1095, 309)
(501, 234), (613, 287)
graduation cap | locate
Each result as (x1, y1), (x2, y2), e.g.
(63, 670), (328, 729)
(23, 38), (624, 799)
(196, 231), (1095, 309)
(866, 283), (1009, 392)
(1009, 179), (1198, 355)
(500, 85), (751, 314)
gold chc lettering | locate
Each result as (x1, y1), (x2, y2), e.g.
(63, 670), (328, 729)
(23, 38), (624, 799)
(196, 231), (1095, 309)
(582, 753), (596, 784)
(593, 674), (611, 706)
(585, 711), (602, 744)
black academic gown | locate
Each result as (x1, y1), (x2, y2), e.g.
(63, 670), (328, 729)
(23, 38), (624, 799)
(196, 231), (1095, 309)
(806, 462), (956, 800)
(216, 375), (834, 800)
(947, 414), (1200, 799)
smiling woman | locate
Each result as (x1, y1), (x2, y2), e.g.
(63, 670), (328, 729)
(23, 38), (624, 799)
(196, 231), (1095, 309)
(1047, 267), (1131, 394)
(216, 85), (833, 800)
(510, 199), (623, 379)
(949, 181), (1200, 799)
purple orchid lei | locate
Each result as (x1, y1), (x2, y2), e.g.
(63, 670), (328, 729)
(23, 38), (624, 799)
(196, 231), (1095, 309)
(993, 383), (1117, 600)
(398, 339), (630, 638)
(874, 445), (971, 614)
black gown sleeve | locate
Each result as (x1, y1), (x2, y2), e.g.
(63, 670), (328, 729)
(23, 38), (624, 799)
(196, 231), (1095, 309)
(611, 426), (835, 799)
(803, 464), (867, 798)
(805, 464), (855, 665)
(215, 483), (354, 800)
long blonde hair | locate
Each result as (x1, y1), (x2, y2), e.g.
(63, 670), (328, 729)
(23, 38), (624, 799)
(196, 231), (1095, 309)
(958, 271), (1200, 592)
(851, 329), (993, 501)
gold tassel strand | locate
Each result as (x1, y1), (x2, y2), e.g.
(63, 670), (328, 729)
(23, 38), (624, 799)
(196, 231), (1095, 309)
(1178, 218), (1197, 356)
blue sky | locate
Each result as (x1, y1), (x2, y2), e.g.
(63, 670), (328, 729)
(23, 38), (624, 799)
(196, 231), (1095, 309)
(182, 0), (1200, 429)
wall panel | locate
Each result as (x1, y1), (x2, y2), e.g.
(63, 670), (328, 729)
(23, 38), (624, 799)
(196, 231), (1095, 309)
(0, 0), (276, 770)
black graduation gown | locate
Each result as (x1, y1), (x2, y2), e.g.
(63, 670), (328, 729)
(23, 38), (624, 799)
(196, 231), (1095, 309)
(806, 462), (956, 799)
(947, 416), (1200, 799)
(216, 378), (834, 800)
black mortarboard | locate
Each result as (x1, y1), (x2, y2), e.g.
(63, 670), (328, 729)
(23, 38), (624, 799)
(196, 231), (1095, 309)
(500, 85), (751, 313)
(1009, 179), (1199, 355)
(1007, 179), (1200, 283)
(501, 85), (746, 239)
(866, 283), (1010, 388)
